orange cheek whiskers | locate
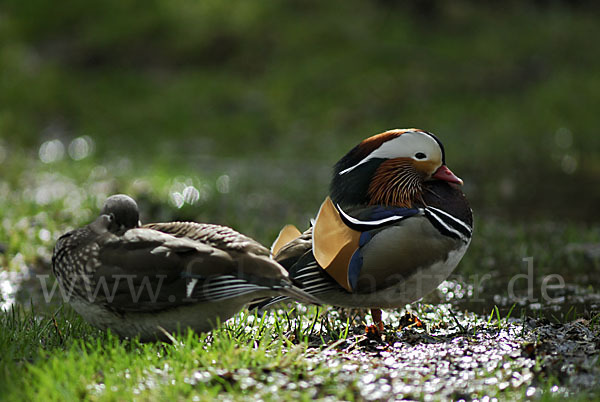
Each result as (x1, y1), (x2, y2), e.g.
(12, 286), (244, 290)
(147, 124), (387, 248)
(367, 159), (423, 207)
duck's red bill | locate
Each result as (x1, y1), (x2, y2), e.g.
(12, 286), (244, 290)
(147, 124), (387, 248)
(432, 165), (463, 185)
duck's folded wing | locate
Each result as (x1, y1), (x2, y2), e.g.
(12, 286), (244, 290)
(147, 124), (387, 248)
(312, 198), (425, 291)
(90, 229), (274, 312)
(272, 227), (313, 270)
(251, 250), (340, 310)
(274, 205), (466, 295)
(271, 224), (302, 256)
(351, 215), (466, 293)
(143, 222), (270, 256)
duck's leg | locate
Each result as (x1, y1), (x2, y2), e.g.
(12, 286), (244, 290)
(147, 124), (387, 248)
(365, 308), (385, 334)
(371, 308), (385, 332)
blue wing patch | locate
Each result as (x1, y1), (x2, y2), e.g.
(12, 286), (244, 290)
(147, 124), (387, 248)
(348, 248), (363, 291)
(347, 232), (376, 290)
(358, 231), (373, 246)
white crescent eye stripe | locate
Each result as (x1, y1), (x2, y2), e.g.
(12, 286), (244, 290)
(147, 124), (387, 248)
(338, 159), (372, 175)
(338, 130), (442, 175)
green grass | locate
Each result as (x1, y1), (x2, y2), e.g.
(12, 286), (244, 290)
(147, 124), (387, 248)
(1, 302), (598, 400)
(0, 305), (372, 400)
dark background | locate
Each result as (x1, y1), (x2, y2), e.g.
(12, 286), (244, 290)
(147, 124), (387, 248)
(2, 0), (599, 216)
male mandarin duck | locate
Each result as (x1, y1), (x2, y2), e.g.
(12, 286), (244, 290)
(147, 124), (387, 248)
(265, 128), (473, 332)
(52, 194), (321, 341)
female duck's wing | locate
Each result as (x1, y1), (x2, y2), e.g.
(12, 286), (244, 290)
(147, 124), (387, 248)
(143, 222), (270, 257)
(94, 226), (320, 312)
(143, 222), (321, 304)
(91, 228), (244, 311)
(89, 228), (281, 312)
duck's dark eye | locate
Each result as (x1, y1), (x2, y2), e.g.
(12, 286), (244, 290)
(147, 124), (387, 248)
(415, 152), (426, 160)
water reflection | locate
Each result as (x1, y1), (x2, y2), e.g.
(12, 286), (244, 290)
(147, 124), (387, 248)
(0, 271), (17, 311)
(169, 177), (212, 209)
(427, 277), (600, 320)
(555, 127), (573, 149)
(561, 154), (578, 174)
(0, 267), (33, 311)
(216, 175), (230, 194)
(39, 139), (65, 164)
(68, 136), (95, 160)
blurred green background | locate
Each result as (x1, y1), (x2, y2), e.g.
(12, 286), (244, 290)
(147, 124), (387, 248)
(0, 1), (599, 312)
(2, 0), (599, 219)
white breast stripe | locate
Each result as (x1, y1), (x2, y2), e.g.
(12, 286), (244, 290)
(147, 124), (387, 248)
(426, 206), (472, 234)
(425, 209), (466, 241)
(337, 204), (423, 227)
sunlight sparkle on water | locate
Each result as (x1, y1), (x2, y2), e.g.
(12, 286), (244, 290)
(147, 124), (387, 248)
(0, 272), (16, 311)
(68, 136), (95, 160)
(0, 269), (31, 311)
(39, 139), (65, 163)
(216, 175), (230, 194)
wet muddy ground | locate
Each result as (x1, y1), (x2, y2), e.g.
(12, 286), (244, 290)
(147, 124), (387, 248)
(152, 305), (600, 400)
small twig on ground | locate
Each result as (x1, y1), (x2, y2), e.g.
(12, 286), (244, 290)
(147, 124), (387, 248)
(449, 309), (467, 333)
